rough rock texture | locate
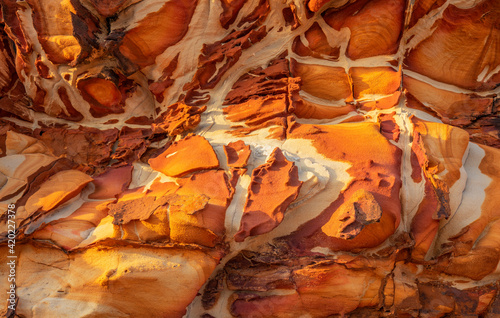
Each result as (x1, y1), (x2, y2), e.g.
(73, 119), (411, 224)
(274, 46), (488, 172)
(0, 0), (499, 317)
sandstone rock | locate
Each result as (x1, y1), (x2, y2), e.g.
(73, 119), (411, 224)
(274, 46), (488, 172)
(234, 147), (302, 242)
(223, 140), (251, 168)
(321, 189), (383, 240)
(148, 135), (219, 177)
(0, 0), (499, 317)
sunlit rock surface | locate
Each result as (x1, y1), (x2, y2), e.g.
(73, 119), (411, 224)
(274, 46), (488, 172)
(1, 0), (499, 317)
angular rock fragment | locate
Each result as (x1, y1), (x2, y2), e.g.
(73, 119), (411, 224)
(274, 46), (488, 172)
(148, 135), (219, 177)
(286, 122), (402, 251)
(223, 55), (300, 136)
(321, 189), (383, 240)
(117, 0), (198, 67)
(223, 140), (251, 168)
(171, 170), (234, 247)
(111, 127), (151, 164)
(89, 165), (134, 200)
(108, 193), (168, 225)
(378, 112), (400, 142)
(235, 148), (302, 242)
(24, 170), (93, 217)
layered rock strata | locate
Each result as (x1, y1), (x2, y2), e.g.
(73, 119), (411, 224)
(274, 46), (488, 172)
(0, 0), (499, 317)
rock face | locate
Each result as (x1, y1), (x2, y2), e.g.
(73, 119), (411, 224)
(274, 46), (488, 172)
(0, 0), (499, 317)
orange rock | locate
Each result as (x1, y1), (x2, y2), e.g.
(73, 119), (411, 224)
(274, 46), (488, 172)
(76, 69), (136, 119)
(107, 180), (175, 218)
(292, 22), (340, 60)
(307, 0), (332, 12)
(148, 54), (179, 103)
(8, 245), (218, 318)
(404, 75), (494, 126)
(404, 0), (500, 91)
(110, 127), (152, 164)
(78, 78), (123, 115)
(24, 170), (93, 219)
(89, 165), (134, 200)
(87, 0), (129, 17)
(226, 116), (289, 139)
(0, 29), (17, 94)
(34, 126), (119, 170)
(340, 114), (366, 123)
(219, 0), (246, 29)
(151, 102), (207, 136)
(408, 0), (447, 28)
(31, 201), (110, 250)
(286, 122), (402, 251)
(378, 112), (400, 142)
(26, 0), (82, 64)
(5, 130), (52, 156)
(391, 262), (421, 315)
(90, 181), (178, 243)
(171, 170), (234, 247)
(108, 193), (169, 225)
(321, 189), (383, 240)
(282, 3), (300, 30)
(0, 29), (32, 122)
(350, 66), (401, 100)
(323, 0), (405, 59)
(224, 55), (290, 105)
(293, 98), (356, 119)
(466, 114), (500, 148)
(234, 147), (302, 242)
(148, 135), (219, 177)
(223, 95), (288, 126)
(416, 281), (498, 316)
(410, 118), (469, 260)
(0, 153), (56, 202)
(411, 118), (470, 188)
(434, 143), (500, 280)
(358, 91), (401, 111)
(183, 25), (268, 105)
(2, 0), (500, 316)
(230, 258), (390, 317)
(222, 58), (300, 134)
(31, 84), (84, 122)
(223, 140), (251, 168)
(118, 0), (198, 67)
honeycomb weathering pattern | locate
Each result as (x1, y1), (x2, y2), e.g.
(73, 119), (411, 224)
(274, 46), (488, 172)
(0, 0), (499, 316)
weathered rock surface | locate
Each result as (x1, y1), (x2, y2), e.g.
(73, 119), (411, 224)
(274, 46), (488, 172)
(0, 0), (499, 317)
